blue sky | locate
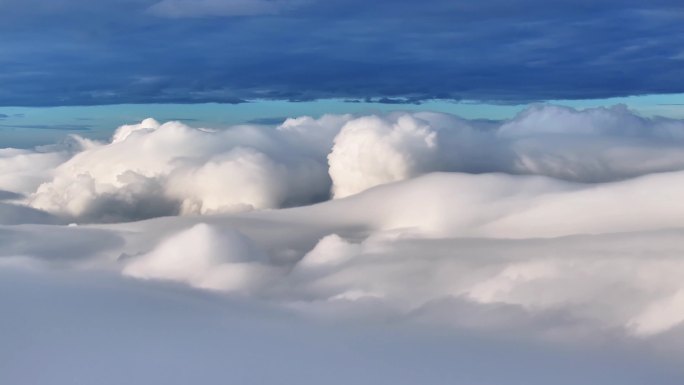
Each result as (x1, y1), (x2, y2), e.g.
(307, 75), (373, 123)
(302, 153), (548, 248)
(1, 0), (683, 106)
(4, 94), (684, 147)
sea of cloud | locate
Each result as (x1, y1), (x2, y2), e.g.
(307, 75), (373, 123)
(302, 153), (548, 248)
(5, 104), (684, 223)
(3, 104), (684, 383)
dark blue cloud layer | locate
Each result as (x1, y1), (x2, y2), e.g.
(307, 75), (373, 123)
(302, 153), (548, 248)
(1, 0), (683, 106)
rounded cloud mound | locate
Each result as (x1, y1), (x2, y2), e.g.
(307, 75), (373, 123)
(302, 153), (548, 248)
(328, 114), (439, 198)
(499, 104), (684, 138)
(298, 234), (360, 269)
(323, 170), (684, 239)
(111, 118), (161, 143)
(27, 118), (332, 221)
(123, 223), (272, 292)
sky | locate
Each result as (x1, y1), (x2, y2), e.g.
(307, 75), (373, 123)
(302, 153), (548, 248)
(5, 1), (684, 384)
(0, 0), (683, 107)
(2, 0), (684, 147)
(5, 94), (684, 148)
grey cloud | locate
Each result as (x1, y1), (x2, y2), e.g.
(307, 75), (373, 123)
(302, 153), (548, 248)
(1, 266), (683, 385)
(0, 203), (61, 225)
(0, 190), (23, 201)
(0, 123), (92, 131)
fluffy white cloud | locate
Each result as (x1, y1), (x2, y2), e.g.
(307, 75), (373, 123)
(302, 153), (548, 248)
(498, 104), (684, 138)
(8, 171), (684, 341)
(6, 105), (684, 341)
(26, 118), (331, 221)
(6, 103), (684, 382)
(298, 234), (360, 268)
(111, 117), (161, 143)
(328, 114), (439, 198)
(123, 223), (274, 292)
(106, 170), (684, 340)
(4, 104), (684, 223)
(497, 105), (684, 182)
(0, 139), (84, 195)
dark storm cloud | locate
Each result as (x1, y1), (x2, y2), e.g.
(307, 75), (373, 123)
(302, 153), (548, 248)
(0, 0), (683, 106)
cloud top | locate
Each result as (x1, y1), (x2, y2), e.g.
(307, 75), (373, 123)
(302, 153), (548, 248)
(6, 106), (684, 382)
(2, 104), (684, 223)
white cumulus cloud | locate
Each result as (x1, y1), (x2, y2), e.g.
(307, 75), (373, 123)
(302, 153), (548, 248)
(4, 104), (684, 223)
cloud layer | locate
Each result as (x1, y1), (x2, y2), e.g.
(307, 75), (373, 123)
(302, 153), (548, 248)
(4, 105), (684, 383)
(5, 104), (684, 222)
(5, 267), (682, 385)
(1, 0), (683, 104)
(148, 0), (307, 17)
